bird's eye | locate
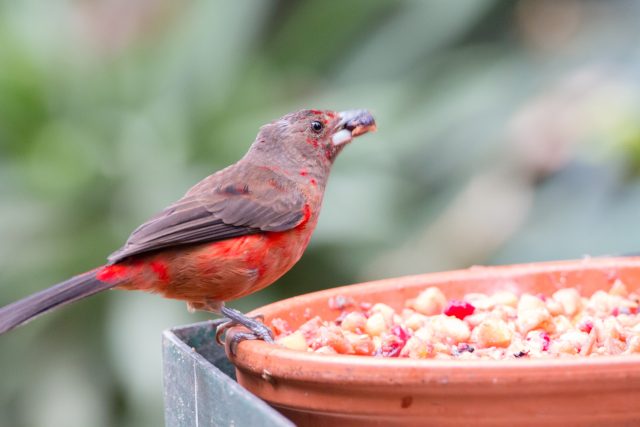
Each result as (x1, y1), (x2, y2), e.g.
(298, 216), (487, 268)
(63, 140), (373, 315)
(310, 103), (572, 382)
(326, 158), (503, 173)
(310, 121), (324, 133)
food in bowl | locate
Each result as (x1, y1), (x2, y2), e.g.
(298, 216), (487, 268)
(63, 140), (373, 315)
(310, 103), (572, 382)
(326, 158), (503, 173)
(271, 280), (640, 359)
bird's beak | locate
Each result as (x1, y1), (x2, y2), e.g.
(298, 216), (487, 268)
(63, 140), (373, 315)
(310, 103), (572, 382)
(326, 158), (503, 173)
(331, 110), (377, 146)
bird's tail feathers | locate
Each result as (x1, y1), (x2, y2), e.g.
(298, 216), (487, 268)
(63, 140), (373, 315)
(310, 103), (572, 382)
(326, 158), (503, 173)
(0, 269), (118, 334)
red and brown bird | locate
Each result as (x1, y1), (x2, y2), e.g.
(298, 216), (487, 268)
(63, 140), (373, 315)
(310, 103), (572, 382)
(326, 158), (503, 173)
(0, 109), (376, 349)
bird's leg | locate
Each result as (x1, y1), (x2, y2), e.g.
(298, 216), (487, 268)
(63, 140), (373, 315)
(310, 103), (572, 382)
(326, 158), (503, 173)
(210, 305), (273, 355)
(211, 310), (266, 345)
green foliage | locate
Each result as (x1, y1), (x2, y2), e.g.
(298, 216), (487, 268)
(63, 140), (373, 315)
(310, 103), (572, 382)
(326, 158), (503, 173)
(3, 0), (640, 425)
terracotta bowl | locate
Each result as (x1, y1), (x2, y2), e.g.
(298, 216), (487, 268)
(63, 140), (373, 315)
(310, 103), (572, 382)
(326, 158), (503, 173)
(226, 258), (640, 426)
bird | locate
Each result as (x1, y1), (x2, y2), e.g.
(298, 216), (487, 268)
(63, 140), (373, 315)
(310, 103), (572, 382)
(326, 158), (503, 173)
(0, 109), (376, 351)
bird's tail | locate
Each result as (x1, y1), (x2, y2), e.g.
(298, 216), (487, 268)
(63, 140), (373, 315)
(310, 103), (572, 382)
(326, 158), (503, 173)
(0, 269), (118, 334)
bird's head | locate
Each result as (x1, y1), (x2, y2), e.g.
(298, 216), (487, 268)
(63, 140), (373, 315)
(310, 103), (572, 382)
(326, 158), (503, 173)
(247, 109), (376, 179)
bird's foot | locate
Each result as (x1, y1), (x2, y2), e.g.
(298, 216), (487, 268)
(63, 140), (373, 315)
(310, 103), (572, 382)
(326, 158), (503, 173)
(212, 306), (274, 355)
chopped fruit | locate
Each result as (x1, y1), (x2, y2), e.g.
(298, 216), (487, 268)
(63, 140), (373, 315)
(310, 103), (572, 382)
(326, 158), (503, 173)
(340, 311), (367, 333)
(277, 331), (308, 351)
(578, 319), (594, 334)
(365, 312), (388, 337)
(271, 318), (292, 336)
(412, 287), (447, 316)
(472, 319), (512, 348)
(391, 325), (410, 342)
(553, 288), (582, 317)
(376, 333), (405, 357)
(270, 282), (640, 359)
(345, 332), (375, 355)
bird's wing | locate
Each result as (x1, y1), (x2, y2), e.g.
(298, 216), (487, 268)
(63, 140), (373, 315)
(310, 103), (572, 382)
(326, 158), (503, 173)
(107, 167), (307, 263)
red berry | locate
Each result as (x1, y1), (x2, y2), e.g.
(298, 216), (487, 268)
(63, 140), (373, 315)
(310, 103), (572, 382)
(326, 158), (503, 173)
(444, 300), (475, 319)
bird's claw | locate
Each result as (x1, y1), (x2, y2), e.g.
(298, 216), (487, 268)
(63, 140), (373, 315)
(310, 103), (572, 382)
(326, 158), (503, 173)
(213, 307), (273, 355)
(227, 331), (274, 356)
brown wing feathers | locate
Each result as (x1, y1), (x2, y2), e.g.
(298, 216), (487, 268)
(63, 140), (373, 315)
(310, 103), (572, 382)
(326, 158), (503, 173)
(108, 167), (306, 263)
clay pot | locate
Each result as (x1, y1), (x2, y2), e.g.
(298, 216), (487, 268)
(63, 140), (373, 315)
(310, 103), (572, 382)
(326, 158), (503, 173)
(226, 258), (640, 426)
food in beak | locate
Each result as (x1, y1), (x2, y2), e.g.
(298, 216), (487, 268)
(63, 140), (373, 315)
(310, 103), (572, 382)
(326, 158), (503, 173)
(332, 110), (376, 146)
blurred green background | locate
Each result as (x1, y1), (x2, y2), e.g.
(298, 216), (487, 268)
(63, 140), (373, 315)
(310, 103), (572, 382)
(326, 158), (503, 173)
(2, 0), (640, 425)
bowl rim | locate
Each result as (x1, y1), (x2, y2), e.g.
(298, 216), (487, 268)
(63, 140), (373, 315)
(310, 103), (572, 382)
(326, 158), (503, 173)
(229, 257), (640, 385)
